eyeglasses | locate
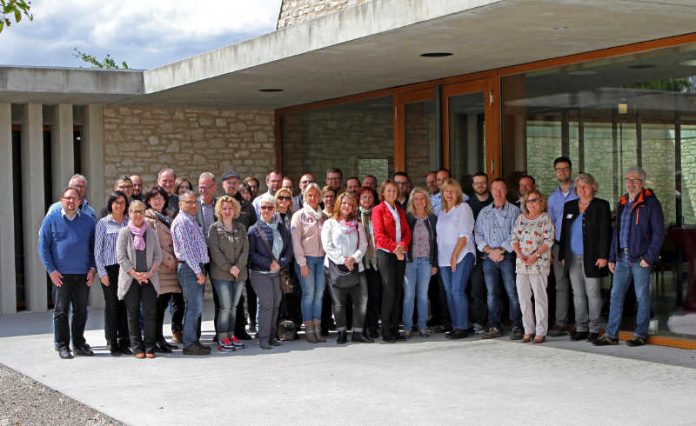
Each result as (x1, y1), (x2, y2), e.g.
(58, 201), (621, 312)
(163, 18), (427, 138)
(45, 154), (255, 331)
(130, 210), (145, 215)
(62, 196), (78, 201)
(526, 198), (541, 204)
(260, 205), (275, 211)
(180, 200), (196, 205)
(113, 199), (127, 205)
(278, 196), (291, 201)
(624, 178), (642, 184)
(555, 167), (571, 172)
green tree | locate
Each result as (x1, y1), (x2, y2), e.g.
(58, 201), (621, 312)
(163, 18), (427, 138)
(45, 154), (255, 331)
(0, 0), (32, 33)
(73, 48), (130, 70)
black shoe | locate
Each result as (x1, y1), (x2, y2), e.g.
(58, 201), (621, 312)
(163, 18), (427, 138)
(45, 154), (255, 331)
(73, 344), (94, 356)
(382, 336), (396, 343)
(163, 340), (177, 350)
(352, 332), (373, 343)
(58, 346), (73, 359)
(320, 328), (329, 337)
(270, 338), (282, 347)
(446, 329), (472, 340)
(587, 332), (600, 343)
(367, 328), (380, 339)
(236, 331), (252, 341)
(626, 336), (647, 347)
(570, 331), (589, 341)
(548, 326), (568, 337)
(183, 343), (210, 355)
(509, 327), (524, 340)
(154, 340), (173, 354)
(593, 335), (619, 346)
(336, 331), (348, 344)
(110, 346), (122, 356)
(393, 332), (406, 341)
(120, 346), (133, 355)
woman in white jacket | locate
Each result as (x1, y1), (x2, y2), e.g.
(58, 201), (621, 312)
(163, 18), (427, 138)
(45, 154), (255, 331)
(321, 192), (373, 344)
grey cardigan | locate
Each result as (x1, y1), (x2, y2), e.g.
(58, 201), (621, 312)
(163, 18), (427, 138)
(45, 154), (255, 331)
(116, 226), (162, 300)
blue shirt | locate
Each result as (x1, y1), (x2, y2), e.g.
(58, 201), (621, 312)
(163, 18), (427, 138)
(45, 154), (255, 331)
(620, 198), (634, 250)
(94, 214), (128, 277)
(548, 183), (578, 241)
(38, 208), (96, 274)
(570, 213), (584, 256)
(48, 199), (96, 222)
(431, 193), (442, 216)
(474, 201), (521, 253)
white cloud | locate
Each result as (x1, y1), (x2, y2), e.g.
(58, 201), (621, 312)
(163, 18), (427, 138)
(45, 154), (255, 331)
(1, 0), (282, 68)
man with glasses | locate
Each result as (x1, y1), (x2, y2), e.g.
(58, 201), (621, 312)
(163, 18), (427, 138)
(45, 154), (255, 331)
(393, 172), (411, 210)
(130, 175), (144, 201)
(325, 168), (343, 193)
(172, 191), (211, 355)
(99, 176), (134, 218)
(39, 186), (97, 359)
(595, 167), (664, 347)
(47, 174), (96, 221)
(293, 173), (315, 211)
(547, 156), (578, 336)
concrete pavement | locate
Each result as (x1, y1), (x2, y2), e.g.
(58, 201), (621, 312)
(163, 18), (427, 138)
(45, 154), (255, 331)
(0, 303), (694, 425)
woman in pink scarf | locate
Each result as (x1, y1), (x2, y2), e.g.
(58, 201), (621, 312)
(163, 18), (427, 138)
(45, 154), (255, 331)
(116, 200), (162, 359)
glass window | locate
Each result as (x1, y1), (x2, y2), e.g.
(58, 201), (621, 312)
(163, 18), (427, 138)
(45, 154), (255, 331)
(502, 43), (696, 338)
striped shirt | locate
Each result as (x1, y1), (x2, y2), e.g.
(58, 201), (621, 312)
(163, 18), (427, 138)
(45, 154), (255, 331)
(474, 201), (521, 253)
(172, 211), (209, 274)
(94, 214), (128, 278)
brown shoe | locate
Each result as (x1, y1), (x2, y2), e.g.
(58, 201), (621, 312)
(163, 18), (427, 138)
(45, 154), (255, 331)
(304, 321), (318, 343)
(134, 352), (146, 359)
(522, 334), (533, 343)
(314, 320), (326, 342)
(171, 330), (183, 343)
(533, 335), (546, 344)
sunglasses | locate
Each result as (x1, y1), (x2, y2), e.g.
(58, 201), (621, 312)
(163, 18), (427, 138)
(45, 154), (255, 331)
(278, 196), (291, 201)
(260, 205), (275, 211)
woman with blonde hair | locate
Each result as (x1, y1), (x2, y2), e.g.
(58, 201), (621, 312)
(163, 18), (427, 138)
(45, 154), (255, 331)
(511, 190), (554, 343)
(207, 195), (249, 352)
(275, 187), (294, 229)
(291, 183), (328, 343)
(321, 192), (372, 344)
(403, 187), (438, 337)
(436, 179), (476, 339)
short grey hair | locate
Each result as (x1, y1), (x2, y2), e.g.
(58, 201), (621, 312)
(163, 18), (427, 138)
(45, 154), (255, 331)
(575, 173), (599, 195)
(69, 174), (87, 185)
(158, 168), (176, 179)
(199, 172), (215, 181)
(257, 193), (275, 206)
(625, 166), (647, 182)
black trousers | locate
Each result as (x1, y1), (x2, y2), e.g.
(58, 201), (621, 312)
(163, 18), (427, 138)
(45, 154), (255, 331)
(124, 280), (158, 354)
(330, 274), (368, 332)
(102, 265), (129, 346)
(53, 274), (89, 349)
(468, 258), (487, 326)
(363, 266), (382, 329)
(376, 251), (405, 338)
(170, 292), (185, 333)
(427, 272), (450, 327)
(157, 292), (182, 340)
(321, 270), (335, 330)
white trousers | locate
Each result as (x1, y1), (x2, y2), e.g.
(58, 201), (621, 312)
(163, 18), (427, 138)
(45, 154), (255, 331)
(516, 272), (549, 336)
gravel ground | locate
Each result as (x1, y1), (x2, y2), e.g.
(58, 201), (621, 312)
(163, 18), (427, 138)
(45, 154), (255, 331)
(0, 364), (123, 426)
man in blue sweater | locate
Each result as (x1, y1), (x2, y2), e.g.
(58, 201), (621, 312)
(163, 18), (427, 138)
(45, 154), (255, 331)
(38, 186), (97, 359)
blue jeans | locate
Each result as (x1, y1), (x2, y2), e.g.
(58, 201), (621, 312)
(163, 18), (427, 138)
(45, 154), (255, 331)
(295, 256), (326, 321)
(483, 253), (522, 330)
(605, 254), (652, 339)
(211, 279), (245, 338)
(403, 257), (433, 331)
(440, 253), (475, 331)
(177, 263), (204, 347)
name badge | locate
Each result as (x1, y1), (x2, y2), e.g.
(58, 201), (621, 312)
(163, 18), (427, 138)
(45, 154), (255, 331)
(566, 214), (574, 219)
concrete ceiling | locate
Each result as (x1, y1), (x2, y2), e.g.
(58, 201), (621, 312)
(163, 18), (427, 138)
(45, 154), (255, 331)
(3, 0), (696, 108)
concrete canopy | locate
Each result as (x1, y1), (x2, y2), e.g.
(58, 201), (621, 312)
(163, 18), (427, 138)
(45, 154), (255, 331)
(3, 0), (696, 107)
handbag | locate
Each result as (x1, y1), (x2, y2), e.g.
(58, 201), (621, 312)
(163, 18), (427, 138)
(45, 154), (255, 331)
(255, 227), (294, 294)
(327, 223), (361, 289)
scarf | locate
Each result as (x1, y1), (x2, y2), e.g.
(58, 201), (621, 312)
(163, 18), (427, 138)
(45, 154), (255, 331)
(339, 219), (358, 235)
(304, 204), (324, 221)
(260, 218), (283, 260)
(128, 220), (149, 251)
(151, 209), (171, 228)
(359, 206), (377, 270)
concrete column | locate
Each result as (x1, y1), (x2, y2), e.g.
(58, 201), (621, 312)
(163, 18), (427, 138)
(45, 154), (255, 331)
(0, 103), (17, 314)
(51, 104), (75, 199)
(22, 103), (47, 312)
(83, 104), (105, 308)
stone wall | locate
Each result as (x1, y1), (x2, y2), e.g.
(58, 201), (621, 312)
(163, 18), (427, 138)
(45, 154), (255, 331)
(277, 0), (372, 29)
(102, 106), (275, 201)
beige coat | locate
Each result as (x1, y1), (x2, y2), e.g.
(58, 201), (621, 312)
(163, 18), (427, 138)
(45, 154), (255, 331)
(145, 210), (181, 294)
(116, 226), (162, 300)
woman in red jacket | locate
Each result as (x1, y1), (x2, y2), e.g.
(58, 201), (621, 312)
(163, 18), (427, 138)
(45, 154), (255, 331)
(372, 179), (411, 343)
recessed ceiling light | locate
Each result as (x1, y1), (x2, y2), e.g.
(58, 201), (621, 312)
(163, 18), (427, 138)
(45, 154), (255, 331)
(553, 26), (569, 30)
(568, 70), (597, 76)
(259, 88), (283, 92)
(420, 52), (453, 58)
(628, 64), (655, 69)
(679, 59), (696, 67)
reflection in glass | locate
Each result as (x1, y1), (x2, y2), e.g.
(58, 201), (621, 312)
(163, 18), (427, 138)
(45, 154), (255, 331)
(405, 100), (438, 184)
(449, 92), (485, 189)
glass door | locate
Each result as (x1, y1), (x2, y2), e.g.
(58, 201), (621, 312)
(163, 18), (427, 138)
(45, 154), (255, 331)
(395, 88), (438, 182)
(443, 79), (500, 194)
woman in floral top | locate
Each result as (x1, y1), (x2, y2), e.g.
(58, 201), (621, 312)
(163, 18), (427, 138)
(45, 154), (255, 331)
(511, 190), (554, 343)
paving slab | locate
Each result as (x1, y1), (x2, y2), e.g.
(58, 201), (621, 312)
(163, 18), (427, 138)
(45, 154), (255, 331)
(0, 305), (694, 425)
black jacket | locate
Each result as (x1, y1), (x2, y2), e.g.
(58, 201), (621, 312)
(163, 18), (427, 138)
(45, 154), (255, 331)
(559, 198), (612, 278)
(406, 213), (438, 266)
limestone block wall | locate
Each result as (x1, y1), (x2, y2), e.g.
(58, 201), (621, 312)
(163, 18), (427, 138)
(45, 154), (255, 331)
(102, 106), (275, 200)
(277, 0), (372, 29)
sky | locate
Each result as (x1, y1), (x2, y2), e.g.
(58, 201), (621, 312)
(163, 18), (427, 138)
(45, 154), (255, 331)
(1, 0), (283, 70)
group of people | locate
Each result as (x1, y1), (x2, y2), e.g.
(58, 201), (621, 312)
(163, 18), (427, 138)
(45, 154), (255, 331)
(38, 157), (665, 360)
